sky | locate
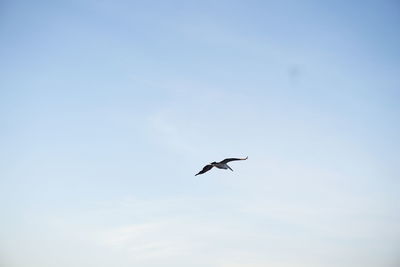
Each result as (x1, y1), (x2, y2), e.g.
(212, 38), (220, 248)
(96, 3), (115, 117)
(0, 0), (400, 266)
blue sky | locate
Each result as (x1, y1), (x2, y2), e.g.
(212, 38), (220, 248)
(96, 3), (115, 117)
(1, 0), (399, 266)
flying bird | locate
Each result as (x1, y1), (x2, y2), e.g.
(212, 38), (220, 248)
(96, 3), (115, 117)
(195, 157), (248, 176)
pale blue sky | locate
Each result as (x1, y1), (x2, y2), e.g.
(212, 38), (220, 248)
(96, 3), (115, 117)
(1, 1), (399, 266)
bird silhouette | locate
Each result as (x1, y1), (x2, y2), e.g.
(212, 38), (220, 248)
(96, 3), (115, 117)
(195, 157), (248, 176)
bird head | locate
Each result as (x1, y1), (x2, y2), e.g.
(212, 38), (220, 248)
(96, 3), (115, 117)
(210, 162), (217, 165)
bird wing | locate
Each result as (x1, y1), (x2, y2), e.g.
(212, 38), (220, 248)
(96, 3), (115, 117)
(220, 156), (248, 164)
(195, 164), (214, 176)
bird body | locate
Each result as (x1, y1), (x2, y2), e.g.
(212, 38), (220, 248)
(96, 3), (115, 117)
(213, 163), (232, 170)
(195, 157), (248, 176)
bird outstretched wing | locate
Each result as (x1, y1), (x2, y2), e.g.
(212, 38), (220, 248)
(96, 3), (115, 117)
(195, 164), (214, 176)
(220, 156), (248, 164)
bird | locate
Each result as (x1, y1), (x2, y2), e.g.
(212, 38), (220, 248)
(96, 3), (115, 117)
(195, 156), (248, 176)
